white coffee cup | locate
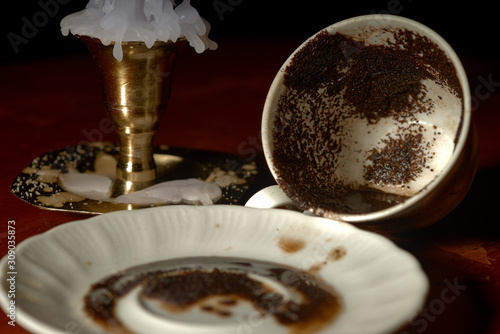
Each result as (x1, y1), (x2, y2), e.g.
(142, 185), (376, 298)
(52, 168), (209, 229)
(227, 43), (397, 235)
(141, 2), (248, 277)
(246, 15), (478, 232)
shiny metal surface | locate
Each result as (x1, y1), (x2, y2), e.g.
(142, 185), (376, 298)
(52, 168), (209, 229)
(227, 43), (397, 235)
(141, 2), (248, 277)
(78, 36), (187, 197)
(11, 143), (258, 214)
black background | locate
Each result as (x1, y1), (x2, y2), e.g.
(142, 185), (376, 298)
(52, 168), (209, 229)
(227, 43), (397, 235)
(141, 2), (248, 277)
(0, 0), (498, 63)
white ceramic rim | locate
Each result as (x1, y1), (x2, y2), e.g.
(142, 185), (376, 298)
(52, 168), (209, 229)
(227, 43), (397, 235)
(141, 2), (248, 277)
(262, 14), (471, 222)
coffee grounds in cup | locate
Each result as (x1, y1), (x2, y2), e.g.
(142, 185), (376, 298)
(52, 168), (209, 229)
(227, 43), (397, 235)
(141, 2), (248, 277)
(272, 28), (462, 215)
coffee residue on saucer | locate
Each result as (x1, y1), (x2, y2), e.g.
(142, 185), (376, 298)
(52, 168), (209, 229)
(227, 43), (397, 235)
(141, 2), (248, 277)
(84, 257), (341, 333)
(272, 28), (463, 215)
(278, 236), (306, 253)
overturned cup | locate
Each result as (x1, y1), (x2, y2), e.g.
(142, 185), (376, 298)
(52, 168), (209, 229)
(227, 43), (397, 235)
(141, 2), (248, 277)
(246, 15), (478, 232)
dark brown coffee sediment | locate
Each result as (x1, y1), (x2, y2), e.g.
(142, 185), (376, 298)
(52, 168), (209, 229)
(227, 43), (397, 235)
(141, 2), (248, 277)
(84, 257), (342, 333)
(272, 28), (463, 215)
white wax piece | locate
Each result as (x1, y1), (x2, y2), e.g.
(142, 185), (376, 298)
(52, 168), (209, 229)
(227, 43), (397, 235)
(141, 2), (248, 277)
(115, 178), (222, 205)
(59, 172), (222, 205)
(59, 172), (112, 201)
(61, 0), (217, 61)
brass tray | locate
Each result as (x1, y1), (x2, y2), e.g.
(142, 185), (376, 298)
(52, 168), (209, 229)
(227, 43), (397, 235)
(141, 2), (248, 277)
(11, 142), (258, 214)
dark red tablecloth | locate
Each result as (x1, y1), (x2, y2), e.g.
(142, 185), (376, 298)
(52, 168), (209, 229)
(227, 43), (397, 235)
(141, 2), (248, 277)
(1, 39), (500, 334)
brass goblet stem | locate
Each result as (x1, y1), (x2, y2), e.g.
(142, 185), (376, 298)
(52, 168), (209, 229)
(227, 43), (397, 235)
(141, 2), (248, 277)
(78, 36), (187, 198)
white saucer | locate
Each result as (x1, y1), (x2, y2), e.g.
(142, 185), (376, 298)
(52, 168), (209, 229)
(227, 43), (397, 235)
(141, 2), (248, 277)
(0, 205), (427, 333)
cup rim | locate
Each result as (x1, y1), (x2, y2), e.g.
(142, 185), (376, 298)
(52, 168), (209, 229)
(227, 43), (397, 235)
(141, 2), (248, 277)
(262, 14), (472, 222)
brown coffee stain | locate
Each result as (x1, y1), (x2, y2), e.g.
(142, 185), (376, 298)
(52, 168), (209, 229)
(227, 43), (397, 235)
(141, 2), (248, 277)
(327, 246), (347, 261)
(309, 246), (348, 274)
(278, 237), (306, 253)
(436, 237), (491, 265)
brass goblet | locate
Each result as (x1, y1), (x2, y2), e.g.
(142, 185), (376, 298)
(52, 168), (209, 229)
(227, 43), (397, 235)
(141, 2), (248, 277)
(78, 36), (187, 198)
